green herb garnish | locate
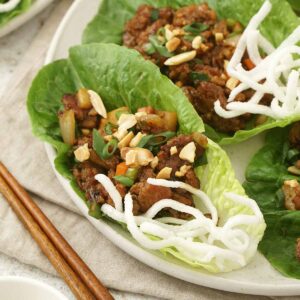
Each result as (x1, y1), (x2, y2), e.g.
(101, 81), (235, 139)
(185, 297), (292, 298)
(150, 8), (160, 22)
(114, 175), (134, 187)
(102, 138), (118, 159)
(189, 72), (209, 82)
(183, 23), (209, 35)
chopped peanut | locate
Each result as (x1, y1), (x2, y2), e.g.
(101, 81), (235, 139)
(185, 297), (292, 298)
(87, 90), (107, 118)
(192, 36), (202, 49)
(226, 77), (239, 90)
(170, 146), (178, 155)
(175, 165), (191, 177)
(166, 37), (181, 52)
(113, 128), (128, 141)
(282, 180), (300, 210)
(214, 32), (224, 42)
(74, 143), (90, 162)
(104, 135), (113, 142)
(118, 114), (137, 130)
(164, 51), (197, 66)
(179, 142), (196, 163)
(123, 147), (154, 167)
(118, 131), (134, 149)
(130, 132), (146, 147)
(156, 167), (172, 179)
(151, 156), (159, 169)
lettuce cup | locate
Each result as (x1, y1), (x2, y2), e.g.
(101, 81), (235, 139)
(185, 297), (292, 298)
(28, 43), (265, 273)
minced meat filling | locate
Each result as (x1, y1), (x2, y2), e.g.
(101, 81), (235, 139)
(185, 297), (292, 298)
(59, 89), (207, 219)
(122, 3), (271, 134)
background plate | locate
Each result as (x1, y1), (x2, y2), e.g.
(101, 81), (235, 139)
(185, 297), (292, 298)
(44, 0), (300, 295)
(0, 0), (54, 38)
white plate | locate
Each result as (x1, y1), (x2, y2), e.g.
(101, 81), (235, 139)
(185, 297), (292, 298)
(43, 0), (300, 296)
(0, 276), (67, 300)
(0, 0), (54, 38)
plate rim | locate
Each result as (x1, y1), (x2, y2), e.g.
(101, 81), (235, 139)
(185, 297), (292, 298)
(43, 0), (300, 295)
(0, 0), (54, 38)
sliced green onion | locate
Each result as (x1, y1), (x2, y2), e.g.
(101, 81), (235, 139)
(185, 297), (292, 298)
(149, 35), (173, 58)
(183, 23), (209, 35)
(144, 43), (156, 55)
(125, 168), (138, 181)
(104, 122), (117, 135)
(148, 131), (176, 146)
(102, 138), (118, 159)
(114, 175), (134, 187)
(93, 129), (106, 158)
(189, 72), (209, 82)
(137, 131), (176, 148)
(150, 8), (160, 21)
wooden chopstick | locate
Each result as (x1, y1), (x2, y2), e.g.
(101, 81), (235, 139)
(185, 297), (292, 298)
(0, 162), (113, 300)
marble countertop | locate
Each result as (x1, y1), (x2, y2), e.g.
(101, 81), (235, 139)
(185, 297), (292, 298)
(0, 5), (157, 300)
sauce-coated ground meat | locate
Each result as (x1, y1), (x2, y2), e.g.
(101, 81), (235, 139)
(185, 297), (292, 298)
(123, 3), (269, 134)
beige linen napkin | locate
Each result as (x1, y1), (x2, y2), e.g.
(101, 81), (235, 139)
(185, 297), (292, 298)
(0, 1), (297, 299)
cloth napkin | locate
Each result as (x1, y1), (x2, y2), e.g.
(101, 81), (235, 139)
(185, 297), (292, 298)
(0, 1), (297, 299)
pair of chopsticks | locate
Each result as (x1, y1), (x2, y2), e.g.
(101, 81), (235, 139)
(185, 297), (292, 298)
(0, 162), (113, 300)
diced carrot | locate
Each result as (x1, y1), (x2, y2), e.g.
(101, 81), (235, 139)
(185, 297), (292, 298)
(116, 162), (129, 176)
(243, 58), (255, 70)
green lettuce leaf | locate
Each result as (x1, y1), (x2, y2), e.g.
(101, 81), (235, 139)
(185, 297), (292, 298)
(82, 0), (300, 145)
(244, 126), (300, 278)
(27, 43), (265, 273)
(0, 0), (32, 28)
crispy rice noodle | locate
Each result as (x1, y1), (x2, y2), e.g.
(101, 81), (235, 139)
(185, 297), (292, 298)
(96, 175), (263, 271)
(214, 0), (300, 120)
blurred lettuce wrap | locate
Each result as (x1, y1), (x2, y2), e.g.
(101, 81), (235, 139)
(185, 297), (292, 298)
(0, 0), (32, 28)
(82, 0), (300, 145)
(244, 125), (300, 279)
(27, 43), (265, 273)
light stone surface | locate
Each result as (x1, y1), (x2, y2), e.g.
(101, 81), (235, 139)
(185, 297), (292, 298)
(0, 6), (158, 300)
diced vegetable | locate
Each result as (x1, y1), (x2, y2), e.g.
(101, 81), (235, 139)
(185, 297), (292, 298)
(157, 111), (177, 131)
(138, 114), (165, 132)
(125, 168), (138, 181)
(113, 175), (134, 187)
(59, 110), (76, 145)
(116, 162), (129, 176)
(243, 58), (255, 70)
(77, 88), (92, 109)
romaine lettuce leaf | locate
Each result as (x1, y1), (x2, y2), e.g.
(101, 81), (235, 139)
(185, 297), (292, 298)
(244, 126), (300, 278)
(27, 43), (265, 272)
(0, 0), (32, 28)
(82, 0), (300, 145)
